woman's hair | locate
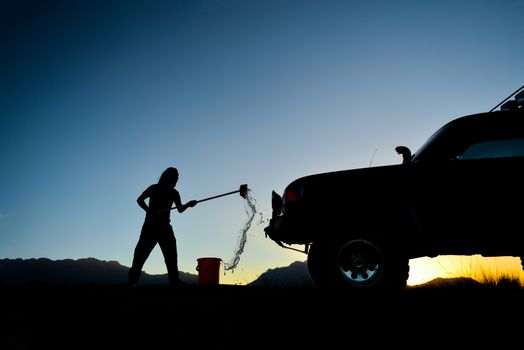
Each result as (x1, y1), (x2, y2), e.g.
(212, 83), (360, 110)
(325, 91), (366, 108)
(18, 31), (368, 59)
(158, 167), (179, 186)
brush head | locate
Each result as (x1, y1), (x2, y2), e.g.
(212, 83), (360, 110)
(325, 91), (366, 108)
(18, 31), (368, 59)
(239, 184), (249, 199)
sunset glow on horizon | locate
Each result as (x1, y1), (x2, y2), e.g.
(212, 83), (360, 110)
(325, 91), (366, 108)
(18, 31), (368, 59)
(408, 255), (524, 286)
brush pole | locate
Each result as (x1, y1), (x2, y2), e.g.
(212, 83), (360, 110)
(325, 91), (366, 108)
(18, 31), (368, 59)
(158, 189), (241, 213)
(195, 190), (239, 204)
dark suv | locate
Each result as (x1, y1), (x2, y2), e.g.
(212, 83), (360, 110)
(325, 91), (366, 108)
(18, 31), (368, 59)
(264, 87), (524, 289)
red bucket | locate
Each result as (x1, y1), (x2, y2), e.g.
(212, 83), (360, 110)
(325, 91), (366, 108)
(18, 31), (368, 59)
(196, 257), (222, 285)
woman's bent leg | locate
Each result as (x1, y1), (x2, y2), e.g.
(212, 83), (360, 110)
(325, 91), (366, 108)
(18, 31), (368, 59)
(129, 232), (157, 286)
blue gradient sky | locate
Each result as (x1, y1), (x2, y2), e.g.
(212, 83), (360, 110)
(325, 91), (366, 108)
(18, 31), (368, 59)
(1, 0), (523, 284)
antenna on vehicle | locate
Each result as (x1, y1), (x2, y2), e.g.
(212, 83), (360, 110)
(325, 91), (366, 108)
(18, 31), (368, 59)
(489, 84), (524, 112)
(369, 148), (377, 167)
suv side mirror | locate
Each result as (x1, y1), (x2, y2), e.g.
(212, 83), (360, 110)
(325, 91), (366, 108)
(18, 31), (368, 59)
(395, 146), (412, 164)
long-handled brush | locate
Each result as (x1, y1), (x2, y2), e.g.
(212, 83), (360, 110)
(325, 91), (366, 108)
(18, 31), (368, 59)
(159, 184), (249, 213)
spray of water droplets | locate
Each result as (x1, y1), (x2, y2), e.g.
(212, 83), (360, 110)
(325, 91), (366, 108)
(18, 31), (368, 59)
(223, 192), (258, 272)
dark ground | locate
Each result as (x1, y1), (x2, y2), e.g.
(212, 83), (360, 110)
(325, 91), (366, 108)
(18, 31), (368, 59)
(1, 283), (522, 349)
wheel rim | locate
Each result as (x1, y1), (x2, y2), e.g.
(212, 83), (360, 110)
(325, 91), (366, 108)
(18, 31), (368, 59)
(336, 239), (384, 287)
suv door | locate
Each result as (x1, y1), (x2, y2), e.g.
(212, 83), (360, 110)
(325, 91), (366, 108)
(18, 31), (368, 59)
(411, 138), (524, 254)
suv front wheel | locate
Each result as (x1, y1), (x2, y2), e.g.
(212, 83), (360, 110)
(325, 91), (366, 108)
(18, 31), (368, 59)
(307, 238), (409, 289)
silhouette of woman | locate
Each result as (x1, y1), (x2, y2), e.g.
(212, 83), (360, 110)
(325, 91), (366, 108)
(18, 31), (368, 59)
(128, 167), (197, 286)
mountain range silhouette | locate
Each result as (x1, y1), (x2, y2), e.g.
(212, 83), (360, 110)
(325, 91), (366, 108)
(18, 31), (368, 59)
(0, 257), (319, 286)
(0, 257), (198, 285)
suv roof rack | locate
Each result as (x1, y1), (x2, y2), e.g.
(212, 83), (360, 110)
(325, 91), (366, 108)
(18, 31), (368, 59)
(489, 84), (524, 112)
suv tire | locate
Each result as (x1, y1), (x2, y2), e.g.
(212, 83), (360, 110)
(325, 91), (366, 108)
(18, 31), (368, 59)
(307, 237), (409, 289)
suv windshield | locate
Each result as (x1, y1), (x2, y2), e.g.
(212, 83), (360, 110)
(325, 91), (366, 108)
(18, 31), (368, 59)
(411, 121), (460, 162)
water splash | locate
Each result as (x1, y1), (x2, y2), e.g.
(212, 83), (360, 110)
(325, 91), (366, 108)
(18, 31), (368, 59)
(223, 192), (257, 272)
